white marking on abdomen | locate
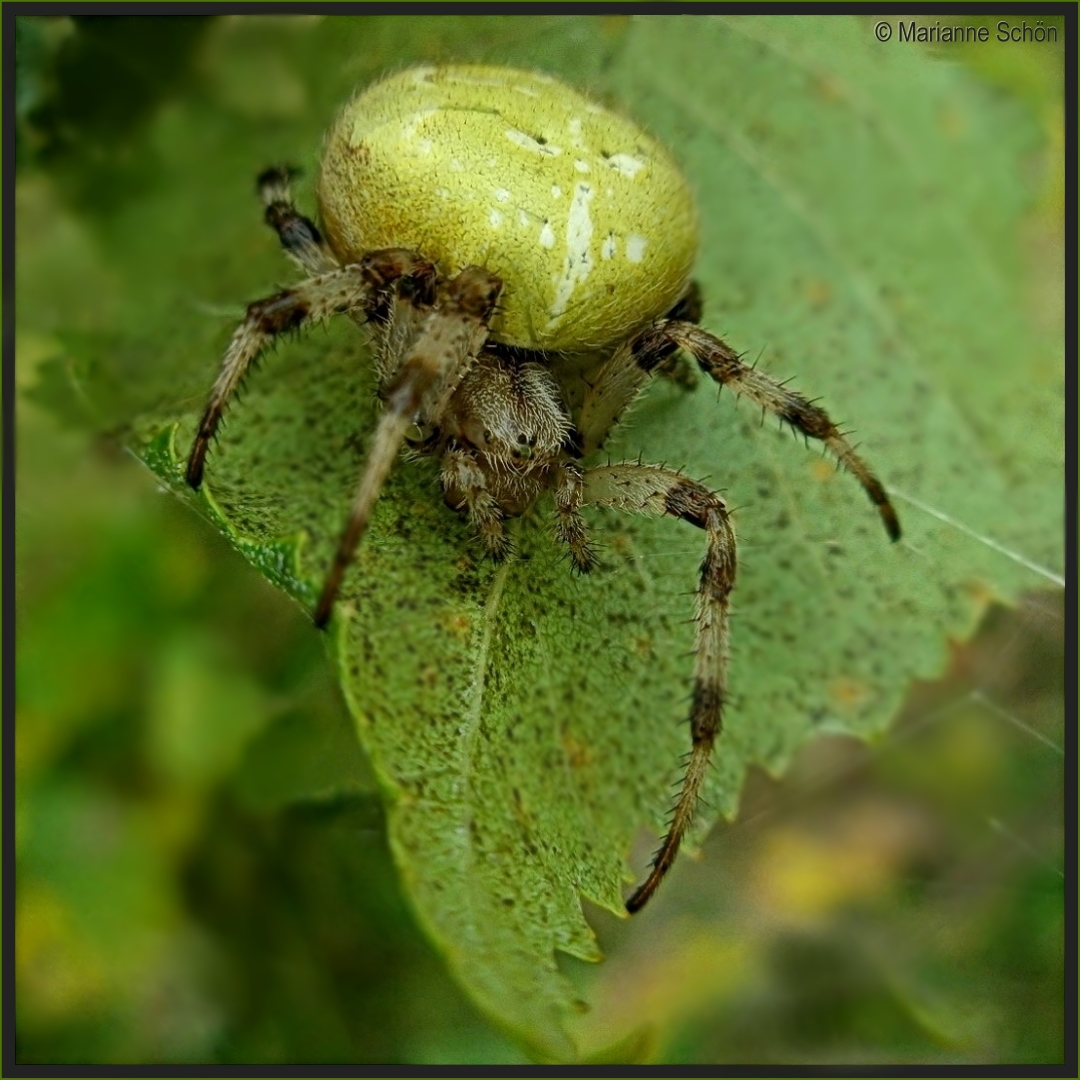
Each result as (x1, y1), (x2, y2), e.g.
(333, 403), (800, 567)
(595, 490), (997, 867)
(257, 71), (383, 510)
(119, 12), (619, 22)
(505, 129), (562, 156)
(626, 233), (647, 263)
(606, 153), (644, 178)
(548, 182), (594, 325)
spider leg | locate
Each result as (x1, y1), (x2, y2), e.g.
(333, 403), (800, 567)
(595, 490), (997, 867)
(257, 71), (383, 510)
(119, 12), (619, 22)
(579, 463), (736, 913)
(580, 315), (900, 542)
(652, 281), (702, 390)
(185, 250), (435, 490)
(257, 165), (339, 275)
(440, 446), (511, 561)
(652, 350), (698, 391)
(314, 266), (503, 627)
(375, 273), (438, 386)
(662, 321), (901, 541)
(577, 335), (663, 455)
(553, 462), (597, 572)
(257, 167), (434, 367)
(577, 286), (701, 454)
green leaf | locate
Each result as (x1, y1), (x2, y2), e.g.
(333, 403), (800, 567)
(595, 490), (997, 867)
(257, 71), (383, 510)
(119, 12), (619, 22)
(24, 14), (1061, 1060)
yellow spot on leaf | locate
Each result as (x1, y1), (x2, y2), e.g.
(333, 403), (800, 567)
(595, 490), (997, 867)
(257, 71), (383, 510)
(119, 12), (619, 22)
(939, 103), (967, 139)
(814, 73), (846, 103)
(561, 732), (594, 769)
(804, 278), (832, 310)
(438, 611), (473, 641)
(829, 676), (872, 711)
(963, 578), (997, 609)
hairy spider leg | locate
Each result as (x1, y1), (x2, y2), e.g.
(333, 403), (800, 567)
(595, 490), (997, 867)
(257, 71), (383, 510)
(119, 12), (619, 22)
(667, 322), (901, 542)
(571, 313), (899, 911)
(579, 320), (901, 543)
(577, 297), (699, 455)
(651, 281), (703, 390)
(186, 267), (376, 489)
(564, 463), (737, 913)
(314, 266), (504, 627)
(184, 250), (436, 491)
(258, 165), (339, 275)
(553, 462), (597, 572)
(256, 165), (438, 378)
(439, 447), (513, 561)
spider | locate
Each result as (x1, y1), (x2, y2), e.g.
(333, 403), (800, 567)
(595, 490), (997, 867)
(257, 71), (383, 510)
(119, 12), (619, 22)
(186, 65), (900, 913)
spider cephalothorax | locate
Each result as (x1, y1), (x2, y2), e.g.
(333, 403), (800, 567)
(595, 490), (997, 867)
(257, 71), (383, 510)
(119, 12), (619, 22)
(186, 65), (900, 912)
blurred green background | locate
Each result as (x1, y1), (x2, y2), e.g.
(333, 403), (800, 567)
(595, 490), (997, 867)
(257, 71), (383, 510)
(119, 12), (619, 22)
(14, 14), (1064, 1065)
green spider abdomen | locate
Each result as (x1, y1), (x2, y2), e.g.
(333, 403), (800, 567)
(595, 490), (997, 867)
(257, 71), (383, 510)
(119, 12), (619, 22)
(318, 64), (699, 354)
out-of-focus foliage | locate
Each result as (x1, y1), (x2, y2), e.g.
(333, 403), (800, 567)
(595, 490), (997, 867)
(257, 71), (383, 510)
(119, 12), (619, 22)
(569, 591), (1064, 1064)
(15, 14), (1063, 1064)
